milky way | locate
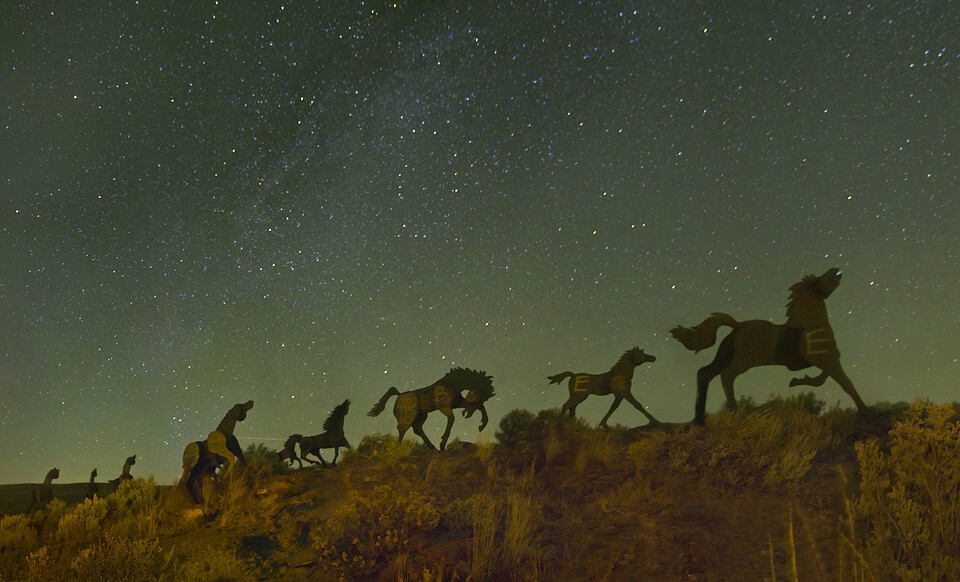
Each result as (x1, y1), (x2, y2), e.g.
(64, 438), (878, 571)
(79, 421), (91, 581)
(2, 2), (958, 484)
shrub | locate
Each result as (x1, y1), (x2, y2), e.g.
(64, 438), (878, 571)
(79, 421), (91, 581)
(57, 495), (108, 545)
(108, 477), (158, 519)
(0, 513), (41, 578)
(33, 499), (68, 546)
(628, 393), (834, 490)
(243, 442), (284, 476)
(173, 547), (254, 581)
(69, 535), (171, 582)
(856, 399), (960, 581)
(311, 485), (440, 580)
(343, 433), (416, 465)
(495, 409), (537, 447)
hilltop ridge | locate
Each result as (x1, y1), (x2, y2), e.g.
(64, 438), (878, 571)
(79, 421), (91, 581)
(2, 396), (958, 581)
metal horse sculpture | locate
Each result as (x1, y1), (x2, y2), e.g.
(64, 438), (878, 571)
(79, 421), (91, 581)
(280, 399), (352, 468)
(85, 468), (99, 500)
(548, 346), (660, 428)
(671, 267), (868, 425)
(108, 455), (136, 486)
(26, 468), (59, 513)
(179, 400), (254, 504)
(368, 367), (495, 451)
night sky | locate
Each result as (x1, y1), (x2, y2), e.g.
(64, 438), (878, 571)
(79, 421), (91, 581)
(2, 2), (958, 485)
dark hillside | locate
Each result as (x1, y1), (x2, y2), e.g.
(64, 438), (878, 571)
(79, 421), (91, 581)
(2, 396), (957, 581)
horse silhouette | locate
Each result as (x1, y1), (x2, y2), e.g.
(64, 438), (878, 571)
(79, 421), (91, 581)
(671, 267), (868, 424)
(280, 399), (351, 468)
(108, 455), (136, 486)
(368, 367), (495, 451)
(85, 468), (99, 500)
(179, 400), (253, 504)
(26, 468), (59, 513)
(548, 346), (659, 428)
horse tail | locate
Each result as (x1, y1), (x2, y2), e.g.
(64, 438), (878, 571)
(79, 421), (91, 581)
(368, 387), (401, 417)
(671, 312), (738, 352)
(547, 372), (575, 385)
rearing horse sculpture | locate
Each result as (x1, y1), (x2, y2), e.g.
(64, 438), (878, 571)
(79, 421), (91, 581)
(548, 346), (660, 428)
(179, 400), (254, 504)
(368, 368), (495, 451)
(671, 267), (868, 424)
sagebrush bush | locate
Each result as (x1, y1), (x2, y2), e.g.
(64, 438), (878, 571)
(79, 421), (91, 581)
(108, 477), (158, 519)
(628, 393), (834, 490)
(0, 513), (41, 578)
(69, 535), (170, 581)
(57, 495), (108, 545)
(243, 442), (285, 476)
(495, 408), (593, 470)
(311, 485), (440, 580)
(856, 399), (960, 582)
(173, 547), (254, 581)
(496, 409), (538, 447)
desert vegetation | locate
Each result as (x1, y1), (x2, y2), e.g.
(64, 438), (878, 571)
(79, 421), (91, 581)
(1, 395), (958, 581)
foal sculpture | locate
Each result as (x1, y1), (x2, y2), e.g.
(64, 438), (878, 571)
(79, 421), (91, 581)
(548, 346), (660, 427)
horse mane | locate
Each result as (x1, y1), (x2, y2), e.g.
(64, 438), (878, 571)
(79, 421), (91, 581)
(785, 274), (831, 328)
(284, 434), (302, 450)
(612, 347), (640, 371)
(440, 367), (495, 401)
(322, 400), (350, 434)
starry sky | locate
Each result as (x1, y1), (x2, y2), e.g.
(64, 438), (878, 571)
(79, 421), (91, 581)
(2, 1), (958, 485)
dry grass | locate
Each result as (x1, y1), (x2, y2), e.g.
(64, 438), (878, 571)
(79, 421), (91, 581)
(469, 492), (500, 581)
(1, 396), (949, 581)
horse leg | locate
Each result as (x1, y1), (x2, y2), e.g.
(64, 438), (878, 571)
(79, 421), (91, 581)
(622, 392), (660, 425)
(207, 431), (235, 475)
(789, 370), (829, 387)
(819, 361), (868, 411)
(411, 413), (437, 450)
(599, 396), (623, 429)
(181, 441), (201, 503)
(331, 447), (339, 466)
(226, 435), (246, 465)
(561, 388), (588, 420)
(695, 363), (722, 425)
(438, 409), (455, 451)
(720, 368), (742, 410)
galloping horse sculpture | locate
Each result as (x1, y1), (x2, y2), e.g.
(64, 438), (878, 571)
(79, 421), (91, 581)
(368, 367), (495, 451)
(179, 400), (254, 504)
(671, 267), (868, 424)
(548, 346), (660, 428)
(26, 468), (59, 513)
(280, 399), (351, 468)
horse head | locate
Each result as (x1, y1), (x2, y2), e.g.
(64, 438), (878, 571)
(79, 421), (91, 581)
(48, 468), (60, 480)
(235, 400), (254, 421)
(813, 267), (842, 298)
(445, 368), (494, 419)
(627, 346), (656, 366)
(279, 434), (302, 464)
(125, 455), (137, 466)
